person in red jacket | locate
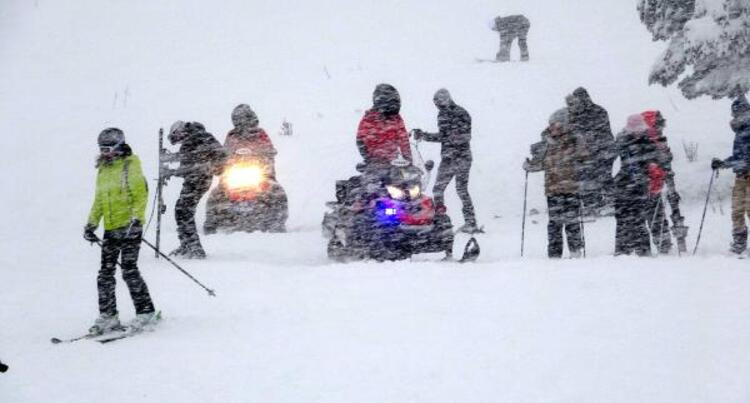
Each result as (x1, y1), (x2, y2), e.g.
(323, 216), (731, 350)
(356, 84), (412, 168)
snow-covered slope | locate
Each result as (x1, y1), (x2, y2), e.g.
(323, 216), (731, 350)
(1, 1), (748, 402)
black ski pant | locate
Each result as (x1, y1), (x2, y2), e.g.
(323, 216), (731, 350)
(546, 193), (584, 258)
(176, 175), (212, 250)
(98, 227), (155, 316)
(645, 195), (672, 254)
(433, 150), (476, 227)
(614, 183), (651, 256)
(497, 29), (529, 62)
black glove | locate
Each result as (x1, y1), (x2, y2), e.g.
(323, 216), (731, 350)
(83, 224), (99, 244)
(711, 158), (725, 170)
(160, 166), (176, 179)
(412, 129), (424, 141)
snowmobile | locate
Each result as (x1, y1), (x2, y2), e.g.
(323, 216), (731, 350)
(204, 147), (288, 233)
(323, 156), (479, 262)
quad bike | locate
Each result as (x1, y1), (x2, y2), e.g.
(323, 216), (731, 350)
(322, 154), (479, 262)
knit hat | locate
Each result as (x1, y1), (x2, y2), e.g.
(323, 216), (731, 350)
(731, 95), (750, 117)
(548, 108), (570, 129)
(625, 113), (649, 133)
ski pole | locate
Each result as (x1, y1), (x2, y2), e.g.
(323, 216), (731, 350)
(578, 197), (586, 258)
(521, 170), (529, 257)
(693, 169), (718, 255)
(155, 128), (164, 259)
(649, 193), (665, 254)
(141, 238), (217, 297)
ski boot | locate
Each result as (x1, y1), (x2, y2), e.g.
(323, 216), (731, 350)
(730, 229), (748, 255)
(458, 222), (484, 234)
(128, 311), (161, 331)
(169, 244), (190, 257)
(89, 313), (122, 336)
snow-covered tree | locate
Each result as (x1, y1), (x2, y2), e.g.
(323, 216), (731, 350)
(638, 0), (750, 99)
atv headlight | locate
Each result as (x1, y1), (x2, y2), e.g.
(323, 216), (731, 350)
(408, 185), (421, 199)
(386, 185), (406, 200)
(225, 164), (264, 189)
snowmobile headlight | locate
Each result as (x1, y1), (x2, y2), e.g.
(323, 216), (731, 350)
(386, 185), (406, 200)
(225, 164), (264, 189)
(408, 185), (421, 199)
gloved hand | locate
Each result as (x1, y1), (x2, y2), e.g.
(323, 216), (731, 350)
(412, 129), (424, 141)
(83, 224), (99, 244)
(522, 158), (531, 171)
(160, 166), (177, 179)
(711, 158), (725, 170)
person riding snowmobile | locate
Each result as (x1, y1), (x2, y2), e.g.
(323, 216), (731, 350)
(357, 84), (412, 167)
(204, 104), (288, 233)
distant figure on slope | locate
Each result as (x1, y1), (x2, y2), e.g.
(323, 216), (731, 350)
(612, 114), (664, 256)
(413, 88), (480, 233)
(524, 108), (587, 258)
(565, 87), (616, 216)
(491, 14), (530, 62)
(711, 95), (750, 256)
(84, 128), (158, 335)
(162, 121), (226, 259)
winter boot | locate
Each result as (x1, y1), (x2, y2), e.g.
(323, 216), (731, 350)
(128, 311), (161, 331)
(184, 243), (206, 259)
(569, 249), (583, 259)
(730, 229), (748, 255)
(169, 244), (189, 257)
(89, 313), (121, 336)
(458, 222), (484, 234)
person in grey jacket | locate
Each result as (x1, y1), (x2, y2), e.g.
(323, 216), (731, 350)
(492, 14), (530, 62)
(414, 89), (479, 233)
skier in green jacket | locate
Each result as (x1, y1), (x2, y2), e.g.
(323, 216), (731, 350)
(84, 128), (158, 335)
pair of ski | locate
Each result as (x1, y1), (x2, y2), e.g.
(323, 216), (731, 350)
(51, 327), (142, 345)
(51, 312), (161, 345)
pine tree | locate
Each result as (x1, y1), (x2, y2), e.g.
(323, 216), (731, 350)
(638, 0), (750, 99)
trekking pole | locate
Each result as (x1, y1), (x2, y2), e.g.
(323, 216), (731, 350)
(155, 128), (164, 259)
(649, 193), (665, 255)
(693, 169), (718, 255)
(578, 197), (587, 258)
(141, 238), (217, 297)
(521, 170), (529, 257)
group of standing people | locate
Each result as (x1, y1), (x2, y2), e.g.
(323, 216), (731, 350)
(525, 88), (750, 259)
(524, 88), (687, 258)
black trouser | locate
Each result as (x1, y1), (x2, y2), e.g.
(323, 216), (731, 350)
(497, 30), (529, 61)
(614, 181), (651, 256)
(433, 149), (476, 226)
(645, 195), (672, 253)
(547, 194), (584, 258)
(98, 227), (155, 316)
(176, 175), (212, 250)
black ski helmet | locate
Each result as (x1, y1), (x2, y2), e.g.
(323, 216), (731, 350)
(232, 104), (259, 128)
(372, 84), (401, 116)
(98, 127), (125, 147)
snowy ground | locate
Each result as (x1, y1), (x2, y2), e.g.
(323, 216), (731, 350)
(1, 1), (749, 402)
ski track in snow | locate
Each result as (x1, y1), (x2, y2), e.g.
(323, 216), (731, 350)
(1, 1), (749, 402)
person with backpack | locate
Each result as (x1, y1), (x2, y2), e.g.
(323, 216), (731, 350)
(84, 128), (158, 335)
(524, 108), (587, 258)
(613, 114), (663, 256)
(162, 121), (226, 258)
(491, 14), (530, 62)
(641, 110), (688, 254)
(712, 95), (750, 256)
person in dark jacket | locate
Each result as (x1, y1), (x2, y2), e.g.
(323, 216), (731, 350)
(413, 88), (479, 233)
(565, 87), (616, 215)
(163, 121), (226, 258)
(613, 114), (662, 256)
(712, 95), (750, 255)
(84, 128), (158, 335)
(492, 14), (530, 62)
(641, 110), (688, 254)
(524, 108), (587, 258)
